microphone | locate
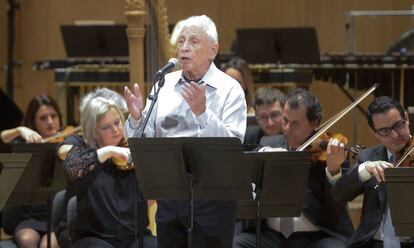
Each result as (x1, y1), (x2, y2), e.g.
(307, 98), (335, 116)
(155, 58), (180, 79)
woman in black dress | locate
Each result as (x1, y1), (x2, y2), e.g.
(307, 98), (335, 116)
(1, 94), (61, 248)
(58, 93), (156, 248)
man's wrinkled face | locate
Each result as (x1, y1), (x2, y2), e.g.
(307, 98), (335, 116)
(177, 26), (218, 78)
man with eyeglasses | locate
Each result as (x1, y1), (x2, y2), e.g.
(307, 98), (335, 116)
(332, 96), (414, 248)
(244, 87), (286, 147)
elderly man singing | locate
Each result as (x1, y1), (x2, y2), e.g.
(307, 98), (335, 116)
(124, 15), (247, 248)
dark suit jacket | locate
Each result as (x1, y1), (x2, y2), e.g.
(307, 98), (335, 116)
(260, 135), (354, 244)
(243, 125), (265, 146)
(332, 144), (389, 247)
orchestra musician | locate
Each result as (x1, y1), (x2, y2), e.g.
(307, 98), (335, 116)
(57, 91), (157, 248)
(332, 96), (414, 248)
(234, 88), (354, 248)
(224, 56), (255, 114)
(0, 94), (62, 144)
(124, 15), (246, 248)
(54, 87), (129, 247)
(243, 87), (286, 147)
(1, 94), (61, 248)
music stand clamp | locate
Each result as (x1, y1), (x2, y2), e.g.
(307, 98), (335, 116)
(129, 137), (252, 248)
(238, 151), (311, 248)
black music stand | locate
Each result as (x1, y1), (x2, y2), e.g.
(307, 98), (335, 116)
(237, 151), (311, 248)
(8, 143), (66, 204)
(128, 137), (252, 248)
(237, 27), (320, 64)
(61, 25), (128, 57)
(0, 153), (32, 211)
(9, 143), (67, 248)
(385, 168), (414, 236)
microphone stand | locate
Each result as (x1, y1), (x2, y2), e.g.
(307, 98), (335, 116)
(134, 75), (165, 138)
(133, 74), (166, 248)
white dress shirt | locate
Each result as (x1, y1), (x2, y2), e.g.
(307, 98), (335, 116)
(124, 62), (247, 141)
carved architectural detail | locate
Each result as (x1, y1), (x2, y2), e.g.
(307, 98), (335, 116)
(125, 0), (146, 91)
(125, 0), (145, 11)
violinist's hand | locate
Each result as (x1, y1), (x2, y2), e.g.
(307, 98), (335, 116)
(124, 83), (144, 121)
(18, 127), (42, 143)
(97, 146), (131, 164)
(181, 81), (206, 116)
(326, 138), (347, 176)
(364, 161), (394, 183)
(258, 146), (288, 152)
(58, 144), (73, 161)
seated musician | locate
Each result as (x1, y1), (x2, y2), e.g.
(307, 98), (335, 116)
(332, 96), (414, 247)
(233, 88), (353, 248)
(1, 94), (61, 248)
(224, 57), (255, 114)
(55, 87), (129, 247)
(244, 87), (286, 147)
(57, 91), (157, 248)
(0, 94), (62, 144)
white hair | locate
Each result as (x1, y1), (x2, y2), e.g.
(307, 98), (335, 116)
(170, 20), (185, 46)
(180, 15), (218, 43)
(80, 88), (127, 115)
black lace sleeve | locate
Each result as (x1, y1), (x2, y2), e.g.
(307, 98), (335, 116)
(63, 139), (102, 191)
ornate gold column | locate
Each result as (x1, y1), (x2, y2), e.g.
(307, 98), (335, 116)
(125, 0), (146, 92)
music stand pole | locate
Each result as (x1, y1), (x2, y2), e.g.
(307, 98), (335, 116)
(133, 76), (165, 248)
(47, 196), (52, 248)
(134, 76), (165, 138)
(255, 188), (262, 248)
(187, 173), (194, 248)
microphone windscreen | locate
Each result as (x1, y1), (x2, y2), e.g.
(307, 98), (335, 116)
(168, 58), (180, 68)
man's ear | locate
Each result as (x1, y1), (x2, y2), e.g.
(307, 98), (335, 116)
(310, 120), (319, 130)
(210, 43), (219, 60)
(404, 111), (410, 124)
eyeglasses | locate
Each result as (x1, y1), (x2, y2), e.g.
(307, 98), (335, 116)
(374, 119), (406, 137)
(256, 111), (282, 123)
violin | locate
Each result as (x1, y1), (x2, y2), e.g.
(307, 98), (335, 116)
(111, 137), (134, 171)
(42, 126), (82, 143)
(374, 136), (414, 189)
(297, 83), (378, 155)
(309, 132), (365, 162)
(394, 136), (414, 168)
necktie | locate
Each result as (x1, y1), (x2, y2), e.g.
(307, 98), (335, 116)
(383, 206), (400, 248)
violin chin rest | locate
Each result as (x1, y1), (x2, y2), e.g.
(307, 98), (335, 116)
(112, 157), (128, 166)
